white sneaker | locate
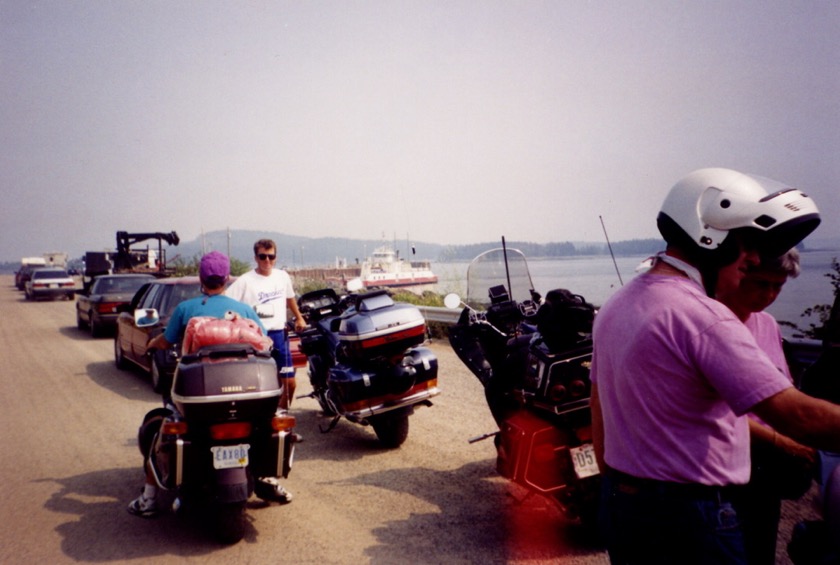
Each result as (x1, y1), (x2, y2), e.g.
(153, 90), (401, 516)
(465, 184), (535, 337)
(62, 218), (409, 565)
(127, 493), (158, 518)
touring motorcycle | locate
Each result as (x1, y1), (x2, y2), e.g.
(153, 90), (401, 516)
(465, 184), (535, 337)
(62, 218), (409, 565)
(136, 314), (296, 544)
(297, 280), (440, 448)
(445, 245), (601, 525)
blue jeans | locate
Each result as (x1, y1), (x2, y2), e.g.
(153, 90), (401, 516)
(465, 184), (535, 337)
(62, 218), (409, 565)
(599, 469), (748, 565)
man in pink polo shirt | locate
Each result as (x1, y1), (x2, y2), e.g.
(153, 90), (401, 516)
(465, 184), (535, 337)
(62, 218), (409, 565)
(591, 168), (840, 564)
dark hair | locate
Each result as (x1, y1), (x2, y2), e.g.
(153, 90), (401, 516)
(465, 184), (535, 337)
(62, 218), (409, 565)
(201, 275), (226, 290)
(253, 239), (276, 255)
(657, 212), (747, 296)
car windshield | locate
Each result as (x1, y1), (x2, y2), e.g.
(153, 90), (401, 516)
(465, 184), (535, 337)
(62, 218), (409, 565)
(33, 270), (69, 280)
(93, 276), (151, 294)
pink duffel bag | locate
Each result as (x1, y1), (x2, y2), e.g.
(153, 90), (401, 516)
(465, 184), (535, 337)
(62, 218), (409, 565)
(182, 313), (272, 355)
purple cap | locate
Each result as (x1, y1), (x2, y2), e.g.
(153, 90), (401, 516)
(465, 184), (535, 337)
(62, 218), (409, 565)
(199, 251), (230, 281)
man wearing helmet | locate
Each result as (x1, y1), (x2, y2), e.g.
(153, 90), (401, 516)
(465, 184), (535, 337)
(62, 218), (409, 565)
(590, 168), (840, 564)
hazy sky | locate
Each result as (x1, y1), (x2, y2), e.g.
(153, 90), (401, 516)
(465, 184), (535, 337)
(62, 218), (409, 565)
(2, 1), (839, 262)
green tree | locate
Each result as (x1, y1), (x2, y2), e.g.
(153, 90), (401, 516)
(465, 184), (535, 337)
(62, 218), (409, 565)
(781, 257), (840, 340)
(170, 254), (251, 277)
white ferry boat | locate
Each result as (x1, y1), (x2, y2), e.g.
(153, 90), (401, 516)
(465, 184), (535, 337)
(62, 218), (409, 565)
(360, 246), (438, 289)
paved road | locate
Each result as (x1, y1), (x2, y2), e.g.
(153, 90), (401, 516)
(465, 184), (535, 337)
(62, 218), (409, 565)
(0, 276), (613, 565)
(0, 276), (820, 564)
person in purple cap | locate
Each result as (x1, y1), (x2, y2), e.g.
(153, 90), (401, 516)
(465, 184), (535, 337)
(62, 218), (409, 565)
(128, 251), (286, 517)
(145, 251), (266, 353)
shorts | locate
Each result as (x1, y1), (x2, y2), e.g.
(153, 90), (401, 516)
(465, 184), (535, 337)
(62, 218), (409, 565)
(268, 330), (295, 378)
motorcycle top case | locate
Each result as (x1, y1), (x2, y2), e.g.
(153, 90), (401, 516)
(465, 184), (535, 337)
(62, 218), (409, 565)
(338, 291), (426, 361)
(172, 344), (282, 422)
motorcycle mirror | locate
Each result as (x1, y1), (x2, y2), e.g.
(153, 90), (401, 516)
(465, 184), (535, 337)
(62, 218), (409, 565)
(345, 277), (364, 293)
(444, 293), (462, 309)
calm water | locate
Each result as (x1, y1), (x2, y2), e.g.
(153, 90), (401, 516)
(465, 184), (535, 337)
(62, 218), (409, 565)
(433, 249), (838, 339)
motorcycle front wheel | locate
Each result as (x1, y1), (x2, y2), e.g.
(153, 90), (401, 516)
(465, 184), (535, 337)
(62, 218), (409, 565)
(370, 409), (410, 448)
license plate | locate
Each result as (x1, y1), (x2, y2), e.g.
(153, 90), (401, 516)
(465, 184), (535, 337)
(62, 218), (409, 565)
(210, 444), (250, 469)
(49, 283), (58, 288)
(570, 443), (599, 479)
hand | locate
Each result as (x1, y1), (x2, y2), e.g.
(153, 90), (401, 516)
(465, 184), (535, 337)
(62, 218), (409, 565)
(147, 334), (163, 350)
(777, 434), (818, 464)
(294, 317), (306, 332)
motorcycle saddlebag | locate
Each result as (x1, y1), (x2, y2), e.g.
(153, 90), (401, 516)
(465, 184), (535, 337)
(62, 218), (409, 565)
(172, 344), (281, 423)
(497, 410), (588, 496)
(338, 291), (426, 362)
(328, 346), (439, 413)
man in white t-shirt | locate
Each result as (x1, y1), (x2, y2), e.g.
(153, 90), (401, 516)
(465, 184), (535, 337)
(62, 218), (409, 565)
(226, 238), (306, 409)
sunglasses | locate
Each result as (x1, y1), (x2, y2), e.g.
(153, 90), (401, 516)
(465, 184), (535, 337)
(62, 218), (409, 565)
(257, 253), (276, 261)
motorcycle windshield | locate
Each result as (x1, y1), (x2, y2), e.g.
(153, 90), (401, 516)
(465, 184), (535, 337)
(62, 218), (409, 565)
(466, 248), (534, 307)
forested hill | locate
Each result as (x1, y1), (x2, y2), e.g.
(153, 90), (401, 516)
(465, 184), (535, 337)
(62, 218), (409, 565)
(4, 231), (838, 273)
(436, 238), (664, 262)
(182, 230), (665, 267)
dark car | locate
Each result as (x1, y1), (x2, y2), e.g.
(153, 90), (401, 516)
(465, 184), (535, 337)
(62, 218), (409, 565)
(114, 276), (203, 392)
(24, 268), (77, 300)
(15, 263), (45, 290)
(76, 274), (155, 337)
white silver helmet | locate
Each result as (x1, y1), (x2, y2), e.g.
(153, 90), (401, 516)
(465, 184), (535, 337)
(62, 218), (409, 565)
(657, 167), (820, 257)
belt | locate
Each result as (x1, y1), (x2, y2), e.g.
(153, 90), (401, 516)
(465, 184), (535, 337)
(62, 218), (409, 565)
(605, 466), (744, 501)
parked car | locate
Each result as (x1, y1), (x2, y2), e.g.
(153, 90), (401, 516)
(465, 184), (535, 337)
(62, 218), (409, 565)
(76, 274), (155, 337)
(114, 276), (203, 392)
(16, 262), (46, 291)
(24, 268), (77, 301)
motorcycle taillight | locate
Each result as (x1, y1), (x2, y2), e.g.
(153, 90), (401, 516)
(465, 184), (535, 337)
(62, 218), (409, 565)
(209, 421), (252, 440)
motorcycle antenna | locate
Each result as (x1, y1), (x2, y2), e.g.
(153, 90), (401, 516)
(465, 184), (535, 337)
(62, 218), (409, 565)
(600, 215), (624, 286)
(501, 236), (514, 301)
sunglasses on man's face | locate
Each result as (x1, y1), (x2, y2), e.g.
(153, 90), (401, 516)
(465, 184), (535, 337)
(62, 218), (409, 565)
(257, 253), (276, 261)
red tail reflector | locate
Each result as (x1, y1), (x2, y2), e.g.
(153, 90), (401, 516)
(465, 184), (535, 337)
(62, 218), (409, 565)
(210, 421), (252, 440)
(96, 302), (121, 313)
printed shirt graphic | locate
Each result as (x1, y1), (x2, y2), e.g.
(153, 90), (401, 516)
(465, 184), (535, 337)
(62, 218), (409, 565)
(225, 269), (294, 332)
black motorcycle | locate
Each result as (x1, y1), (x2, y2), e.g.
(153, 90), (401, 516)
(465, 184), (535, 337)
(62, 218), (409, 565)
(445, 246), (601, 526)
(297, 281), (440, 448)
(136, 315), (296, 544)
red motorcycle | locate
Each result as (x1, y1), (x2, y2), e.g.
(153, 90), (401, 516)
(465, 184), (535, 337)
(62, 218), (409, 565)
(446, 244), (600, 526)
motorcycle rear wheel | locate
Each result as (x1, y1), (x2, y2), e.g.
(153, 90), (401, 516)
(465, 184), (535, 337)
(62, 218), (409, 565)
(370, 410), (410, 448)
(209, 501), (247, 545)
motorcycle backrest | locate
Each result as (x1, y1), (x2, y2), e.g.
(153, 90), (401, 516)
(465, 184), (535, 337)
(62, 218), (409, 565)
(354, 289), (394, 312)
(536, 289), (596, 353)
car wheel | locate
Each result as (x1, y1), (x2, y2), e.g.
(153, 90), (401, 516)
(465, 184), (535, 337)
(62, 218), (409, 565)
(114, 334), (129, 370)
(76, 308), (86, 330)
(90, 314), (102, 338)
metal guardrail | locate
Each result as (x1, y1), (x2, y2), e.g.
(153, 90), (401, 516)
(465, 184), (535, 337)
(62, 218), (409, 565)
(416, 305), (461, 324)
